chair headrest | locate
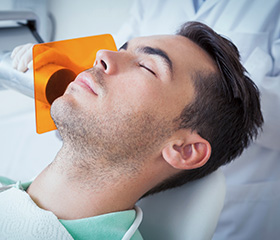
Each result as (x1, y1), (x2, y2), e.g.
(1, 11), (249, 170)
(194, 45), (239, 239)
(137, 169), (226, 240)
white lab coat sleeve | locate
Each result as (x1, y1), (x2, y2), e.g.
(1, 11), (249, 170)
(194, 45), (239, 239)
(244, 36), (280, 151)
(112, 0), (143, 48)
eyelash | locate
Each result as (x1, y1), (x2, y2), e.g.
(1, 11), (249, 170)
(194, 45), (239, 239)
(139, 64), (156, 76)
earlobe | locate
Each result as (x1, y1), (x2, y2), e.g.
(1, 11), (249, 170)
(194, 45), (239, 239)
(162, 131), (211, 170)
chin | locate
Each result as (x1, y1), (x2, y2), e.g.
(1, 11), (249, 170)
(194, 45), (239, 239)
(50, 96), (69, 128)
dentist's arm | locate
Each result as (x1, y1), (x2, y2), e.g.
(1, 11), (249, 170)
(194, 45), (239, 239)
(245, 37), (280, 151)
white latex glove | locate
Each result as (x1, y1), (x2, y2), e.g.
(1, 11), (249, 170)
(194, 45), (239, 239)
(11, 43), (34, 72)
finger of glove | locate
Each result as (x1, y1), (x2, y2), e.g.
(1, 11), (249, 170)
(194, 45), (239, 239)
(11, 44), (30, 71)
(11, 43), (34, 72)
(17, 46), (34, 72)
(11, 45), (24, 69)
(27, 60), (33, 70)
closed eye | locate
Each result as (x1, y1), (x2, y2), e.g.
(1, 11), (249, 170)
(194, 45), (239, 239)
(139, 64), (156, 76)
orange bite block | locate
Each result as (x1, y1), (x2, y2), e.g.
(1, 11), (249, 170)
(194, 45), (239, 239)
(33, 34), (117, 134)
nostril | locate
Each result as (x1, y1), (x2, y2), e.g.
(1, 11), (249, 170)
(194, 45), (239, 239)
(101, 60), (107, 70)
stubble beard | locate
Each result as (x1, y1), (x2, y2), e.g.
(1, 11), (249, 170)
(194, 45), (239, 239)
(50, 69), (176, 178)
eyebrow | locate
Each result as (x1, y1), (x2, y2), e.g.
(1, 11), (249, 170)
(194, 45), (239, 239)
(119, 41), (173, 75)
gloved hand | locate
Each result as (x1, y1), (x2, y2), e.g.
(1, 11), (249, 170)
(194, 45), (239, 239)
(11, 43), (83, 75)
(11, 43), (34, 72)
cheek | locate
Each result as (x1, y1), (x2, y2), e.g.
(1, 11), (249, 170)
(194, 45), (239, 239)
(111, 86), (164, 116)
(104, 74), (161, 111)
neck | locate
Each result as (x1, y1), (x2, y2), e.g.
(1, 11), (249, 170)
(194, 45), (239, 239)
(27, 145), (160, 220)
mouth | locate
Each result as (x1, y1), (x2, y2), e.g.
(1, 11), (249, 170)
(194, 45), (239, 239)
(73, 71), (98, 96)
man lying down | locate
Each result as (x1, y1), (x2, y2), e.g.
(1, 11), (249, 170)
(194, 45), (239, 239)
(0, 22), (263, 239)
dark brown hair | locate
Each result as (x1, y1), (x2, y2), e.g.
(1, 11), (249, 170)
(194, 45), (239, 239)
(144, 21), (263, 197)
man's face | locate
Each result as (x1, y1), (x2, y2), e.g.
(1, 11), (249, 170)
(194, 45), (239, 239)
(51, 35), (214, 166)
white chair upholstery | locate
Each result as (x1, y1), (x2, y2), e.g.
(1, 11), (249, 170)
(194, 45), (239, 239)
(137, 169), (226, 240)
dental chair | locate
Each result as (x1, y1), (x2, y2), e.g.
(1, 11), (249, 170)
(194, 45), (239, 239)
(137, 169), (226, 240)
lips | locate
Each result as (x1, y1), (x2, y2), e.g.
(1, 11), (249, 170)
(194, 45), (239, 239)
(74, 71), (98, 96)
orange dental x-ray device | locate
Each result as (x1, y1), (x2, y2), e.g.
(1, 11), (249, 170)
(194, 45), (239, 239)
(33, 34), (117, 134)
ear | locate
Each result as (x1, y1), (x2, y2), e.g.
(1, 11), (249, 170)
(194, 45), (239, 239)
(162, 129), (211, 170)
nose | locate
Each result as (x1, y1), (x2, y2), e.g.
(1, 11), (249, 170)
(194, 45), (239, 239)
(94, 50), (119, 75)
